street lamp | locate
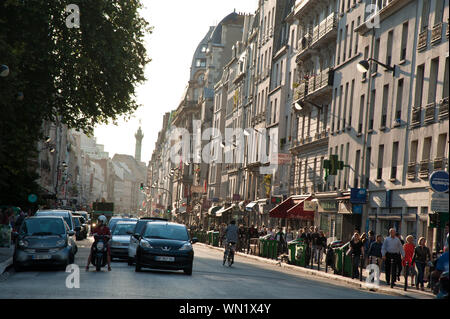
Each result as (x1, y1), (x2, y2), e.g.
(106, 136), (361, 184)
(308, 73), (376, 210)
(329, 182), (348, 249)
(293, 100), (322, 112)
(357, 58), (396, 75)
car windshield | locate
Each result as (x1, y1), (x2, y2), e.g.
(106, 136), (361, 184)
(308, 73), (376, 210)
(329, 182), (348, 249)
(36, 212), (72, 229)
(143, 224), (189, 241)
(113, 224), (136, 236)
(21, 218), (66, 236)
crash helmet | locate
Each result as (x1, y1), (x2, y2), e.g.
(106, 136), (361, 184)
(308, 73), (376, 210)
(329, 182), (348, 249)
(98, 215), (107, 225)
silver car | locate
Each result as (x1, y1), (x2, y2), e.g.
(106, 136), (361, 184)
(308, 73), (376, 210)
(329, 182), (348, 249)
(110, 221), (137, 260)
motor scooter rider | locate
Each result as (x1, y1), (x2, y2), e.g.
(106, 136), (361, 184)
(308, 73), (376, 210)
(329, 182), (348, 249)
(85, 215), (111, 271)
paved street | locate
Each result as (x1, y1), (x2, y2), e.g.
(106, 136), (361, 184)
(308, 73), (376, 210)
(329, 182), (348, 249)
(0, 237), (406, 299)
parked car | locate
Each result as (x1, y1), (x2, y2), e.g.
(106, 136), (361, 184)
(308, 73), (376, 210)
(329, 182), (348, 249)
(73, 216), (87, 240)
(13, 216), (76, 271)
(73, 211), (90, 233)
(34, 210), (78, 254)
(134, 221), (198, 275)
(108, 217), (137, 233)
(127, 217), (168, 266)
(110, 220), (138, 260)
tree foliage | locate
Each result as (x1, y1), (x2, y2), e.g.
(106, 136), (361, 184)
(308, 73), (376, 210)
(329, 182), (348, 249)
(0, 0), (151, 206)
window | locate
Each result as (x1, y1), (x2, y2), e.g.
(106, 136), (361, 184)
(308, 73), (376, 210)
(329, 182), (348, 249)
(362, 46), (369, 80)
(391, 142), (399, 179)
(421, 0), (430, 31)
(437, 134), (447, 158)
(349, 80), (355, 127)
(395, 79), (404, 121)
(422, 137), (432, 161)
(331, 88), (338, 131)
(372, 38), (380, 73)
(337, 85), (343, 131)
(343, 25), (348, 61)
(337, 29), (342, 64)
(428, 58), (439, 104)
(400, 22), (408, 61)
(355, 17), (360, 55)
(342, 82), (349, 129)
(365, 147), (371, 188)
(415, 64), (425, 107)
(349, 21), (354, 59)
(201, 45), (207, 53)
(344, 143), (350, 189)
(354, 150), (361, 187)
(377, 145), (384, 180)
(369, 89), (376, 130)
(444, 57), (449, 98)
(195, 59), (206, 67)
(410, 140), (418, 163)
(381, 84), (389, 127)
(358, 94), (365, 133)
(386, 30), (393, 66)
(274, 99), (278, 123)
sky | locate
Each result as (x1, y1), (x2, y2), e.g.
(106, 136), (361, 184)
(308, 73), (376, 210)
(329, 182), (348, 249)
(94, 0), (258, 164)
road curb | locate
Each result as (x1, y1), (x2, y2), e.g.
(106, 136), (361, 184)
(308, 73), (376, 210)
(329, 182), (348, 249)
(197, 243), (433, 299)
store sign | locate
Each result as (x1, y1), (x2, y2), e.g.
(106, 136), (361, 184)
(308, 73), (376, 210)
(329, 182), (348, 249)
(318, 200), (337, 212)
(430, 171), (449, 193)
(350, 188), (367, 204)
(304, 200), (315, 211)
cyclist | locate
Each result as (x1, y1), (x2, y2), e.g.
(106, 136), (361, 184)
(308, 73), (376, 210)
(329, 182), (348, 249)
(223, 220), (238, 265)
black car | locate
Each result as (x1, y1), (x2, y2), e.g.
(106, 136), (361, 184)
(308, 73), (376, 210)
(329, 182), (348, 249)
(13, 216), (76, 271)
(73, 216), (87, 240)
(127, 217), (168, 265)
(134, 221), (198, 275)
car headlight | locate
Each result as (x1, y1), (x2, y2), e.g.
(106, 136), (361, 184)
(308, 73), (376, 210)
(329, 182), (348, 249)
(56, 239), (66, 247)
(18, 240), (29, 248)
(140, 240), (152, 248)
(96, 242), (104, 250)
(179, 243), (192, 251)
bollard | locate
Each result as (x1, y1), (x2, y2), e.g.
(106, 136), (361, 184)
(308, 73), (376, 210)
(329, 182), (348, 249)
(317, 248), (321, 272)
(325, 247), (328, 273)
(404, 261), (409, 291)
(390, 257), (396, 288)
(341, 249), (345, 276)
(359, 255), (363, 281)
(351, 253), (355, 279)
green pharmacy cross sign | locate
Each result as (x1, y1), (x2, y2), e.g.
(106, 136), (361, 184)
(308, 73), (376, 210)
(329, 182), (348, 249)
(323, 155), (346, 180)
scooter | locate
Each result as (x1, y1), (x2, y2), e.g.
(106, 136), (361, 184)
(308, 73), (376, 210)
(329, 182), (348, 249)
(91, 235), (108, 271)
(436, 271), (449, 299)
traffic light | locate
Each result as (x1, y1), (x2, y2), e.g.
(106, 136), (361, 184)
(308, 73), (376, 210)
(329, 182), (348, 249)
(167, 206), (172, 214)
(271, 196), (282, 204)
(140, 183), (144, 190)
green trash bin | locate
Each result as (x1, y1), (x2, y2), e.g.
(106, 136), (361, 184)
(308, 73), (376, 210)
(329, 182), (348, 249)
(288, 241), (297, 264)
(295, 242), (307, 267)
(207, 231), (213, 245)
(212, 231), (219, 247)
(334, 243), (352, 277)
(260, 238), (267, 257)
(267, 240), (278, 259)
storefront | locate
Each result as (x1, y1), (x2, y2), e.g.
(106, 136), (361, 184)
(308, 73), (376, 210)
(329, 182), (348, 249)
(316, 196), (340, 242)
(269, 195), (314, 230)
(337, 195), (363, 242)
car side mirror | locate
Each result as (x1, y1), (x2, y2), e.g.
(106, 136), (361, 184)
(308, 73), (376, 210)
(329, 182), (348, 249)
(126, 230), (134, 235)
(68, 231), (75, 236)
(133, 233), (141, 240)
(191, 237), (198, 244)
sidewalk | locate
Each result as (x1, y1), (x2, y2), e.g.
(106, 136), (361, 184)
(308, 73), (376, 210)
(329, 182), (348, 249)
(198, 243), (435, 299)
(0, 246), (14, 274)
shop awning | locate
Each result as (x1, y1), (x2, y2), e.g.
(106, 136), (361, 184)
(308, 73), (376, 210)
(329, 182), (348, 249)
(286, 195), (314, 220)
(245, 202), (258, 211)
(269, 195), (310, 218)
(216, 205), (233, 217)
(376, 214), (402, 220)
(208, 206), (222, 216)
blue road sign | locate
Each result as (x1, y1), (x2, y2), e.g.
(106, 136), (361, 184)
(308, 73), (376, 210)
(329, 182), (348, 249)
(429, 170), (449, 193)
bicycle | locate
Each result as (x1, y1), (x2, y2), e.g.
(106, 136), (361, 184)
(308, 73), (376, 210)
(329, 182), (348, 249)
(223, 241), (236, 267)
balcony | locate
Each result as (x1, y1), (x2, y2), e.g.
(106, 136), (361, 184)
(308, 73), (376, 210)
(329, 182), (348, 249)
(419, 160), (430, 178)
(431, 22), (443, 44)
(433, 157), (445, 170)
(294, 81), (307, 101)
(439, 97), (449, 119)
(411, 107), (421, 127)
(424, 102), (436, 124)
(307, 76), (316, 95)
(417, 29), (428, 51)
(296, 33), (312, 63)
(407, 162), (416, 180)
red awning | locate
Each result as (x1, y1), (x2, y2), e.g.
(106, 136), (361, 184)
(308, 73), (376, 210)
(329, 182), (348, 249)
(269, 195), (312, 219)
(286, 195), (314, 220)
(269, 197), (295, 218)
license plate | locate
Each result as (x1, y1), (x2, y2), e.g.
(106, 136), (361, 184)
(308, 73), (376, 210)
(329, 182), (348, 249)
(32, 254), (51, 260)
(155, 256), (174, 262)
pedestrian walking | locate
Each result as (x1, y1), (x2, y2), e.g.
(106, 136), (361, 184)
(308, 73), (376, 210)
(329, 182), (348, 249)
(317, 230), (327, 265)
(368, 235), (383, 267)
(395, 232), (404, 280)
(275, 227), (286, 255)
(347, 232), (364, 279)
(364, 231), (376, 265)
(296, 228), (304, 240)
(402, 235), (416, 287)
(381, 228), (405, 287)
(285, 227), (294, 243)
(311, 226), (320, 264)
(412, 237), (431, 291)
